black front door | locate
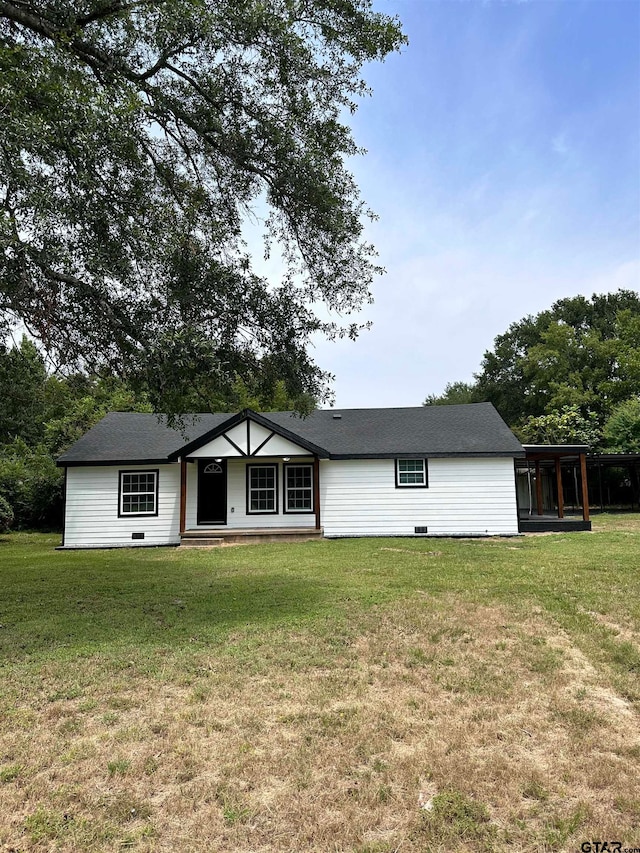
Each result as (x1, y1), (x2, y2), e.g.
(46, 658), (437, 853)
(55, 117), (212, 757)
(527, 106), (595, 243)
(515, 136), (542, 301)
(197, 459), (227, 524)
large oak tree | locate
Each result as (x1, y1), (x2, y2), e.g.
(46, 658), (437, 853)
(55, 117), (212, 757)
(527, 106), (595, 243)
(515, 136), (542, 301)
(425, 290), (640, 434)
(0, 0), (404, 410)
(475, 291), (640, 426)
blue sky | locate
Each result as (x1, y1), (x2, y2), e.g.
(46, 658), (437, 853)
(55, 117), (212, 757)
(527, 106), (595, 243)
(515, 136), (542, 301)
(311, 0), (640, 407)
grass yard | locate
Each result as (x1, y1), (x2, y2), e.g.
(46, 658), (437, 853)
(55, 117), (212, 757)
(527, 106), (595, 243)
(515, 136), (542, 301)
(1, 516), (639, 852)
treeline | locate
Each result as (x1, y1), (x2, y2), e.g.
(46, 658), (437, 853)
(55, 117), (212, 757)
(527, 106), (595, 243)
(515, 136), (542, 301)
(0, 339), (151, 531)
(425, 290), (640, 451)
(0, 338), (312, 531)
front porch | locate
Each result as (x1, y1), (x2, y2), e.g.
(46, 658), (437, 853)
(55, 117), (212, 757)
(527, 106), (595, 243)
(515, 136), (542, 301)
(175, 413), (324, 539)
(180, 527), (324, 547)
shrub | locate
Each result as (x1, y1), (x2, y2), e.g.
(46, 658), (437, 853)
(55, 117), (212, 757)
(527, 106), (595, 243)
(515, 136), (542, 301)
(0, 494), (13, 532)
(0, 439), (63, 529)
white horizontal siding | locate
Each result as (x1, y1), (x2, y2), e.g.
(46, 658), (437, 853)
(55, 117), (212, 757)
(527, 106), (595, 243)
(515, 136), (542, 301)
(185, 457), (316, 529)
(64, 456), (519, 546)
(320, 457), (519, 537)
(64, 464), (180, 547)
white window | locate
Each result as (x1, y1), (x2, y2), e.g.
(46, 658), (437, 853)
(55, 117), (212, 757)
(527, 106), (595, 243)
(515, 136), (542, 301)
(396, 459), (428, 487)
(284, 464), (313, 513)
(119, 470), (158, 515)
(247, 465), (278, 513)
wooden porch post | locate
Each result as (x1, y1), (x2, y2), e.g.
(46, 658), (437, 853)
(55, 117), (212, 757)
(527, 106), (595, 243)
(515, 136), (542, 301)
(535, 460), (543, 516)
(313, 456), (320, 531)
(579, 452), (590, 522)
(180, 457), (187, 534)
(598, 462), (604, 512)
(555, 457), (564, 519)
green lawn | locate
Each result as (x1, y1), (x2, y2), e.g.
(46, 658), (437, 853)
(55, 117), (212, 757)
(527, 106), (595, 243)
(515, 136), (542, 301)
(1, 519), (639, 851)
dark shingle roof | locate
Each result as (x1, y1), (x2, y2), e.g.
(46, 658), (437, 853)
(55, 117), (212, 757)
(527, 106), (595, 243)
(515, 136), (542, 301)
(57, 413), (229, 464)
(57, 403), (523, 465)
(267, 404), (523, 457)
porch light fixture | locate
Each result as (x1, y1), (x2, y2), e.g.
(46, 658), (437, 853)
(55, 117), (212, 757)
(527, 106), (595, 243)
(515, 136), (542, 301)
(283, 456), (290, 461)
(215, 458), (222, 462)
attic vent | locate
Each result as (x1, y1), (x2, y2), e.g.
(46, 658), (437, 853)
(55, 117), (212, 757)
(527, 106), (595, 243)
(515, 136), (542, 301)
(414, 526), (428, 534)
(332, 414), (342, 420)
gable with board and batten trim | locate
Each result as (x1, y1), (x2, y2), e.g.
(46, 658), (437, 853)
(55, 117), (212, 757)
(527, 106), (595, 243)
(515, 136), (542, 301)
(186, 418), (311, 458)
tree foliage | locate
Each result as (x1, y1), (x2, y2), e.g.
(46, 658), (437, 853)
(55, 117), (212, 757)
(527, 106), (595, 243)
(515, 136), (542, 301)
(0, 438), (64, 528)
(0, 0), (405, 410)
(0, 338), (151, 526)
(423, 381), (481, 407)
(426, 291), (640, 433)
(475, 291), (640, 427)
(43, 375), (153, 455)
(0, 336), (317, 528)
(0, 492), (13, 532)
(603, 398), (640, 454)
(423, 291), (640, 460)
(0, 336), (151, 446)
(516, 405), (601, 447)
(0, 336), (48, 445)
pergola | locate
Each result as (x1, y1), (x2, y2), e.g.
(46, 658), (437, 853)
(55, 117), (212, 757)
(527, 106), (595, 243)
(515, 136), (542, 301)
(516, 445), (591, 532)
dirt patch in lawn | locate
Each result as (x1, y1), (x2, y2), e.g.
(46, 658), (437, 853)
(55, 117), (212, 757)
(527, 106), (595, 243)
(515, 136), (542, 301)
(1, 597), (639, 851)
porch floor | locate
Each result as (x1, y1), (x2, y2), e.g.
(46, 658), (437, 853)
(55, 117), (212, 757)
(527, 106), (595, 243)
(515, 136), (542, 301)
(180, 527), (324, 547)
(518, 514), (591, 533)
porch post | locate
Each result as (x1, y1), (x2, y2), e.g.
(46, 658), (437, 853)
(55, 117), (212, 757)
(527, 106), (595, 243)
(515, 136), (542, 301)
(579, 452), (590, 522)
(180, 457), (187, 534)
(313, 456), (320, 531)
(598, 462), (603, 512)
(555, 457), (564, 519)
(535, 460), (544, 516)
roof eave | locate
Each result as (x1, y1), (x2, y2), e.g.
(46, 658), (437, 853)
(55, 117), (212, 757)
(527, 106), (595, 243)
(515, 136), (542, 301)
(327, 450), (525, 460)
(57, 457), (171, 468)
(523, 444), (590, 453)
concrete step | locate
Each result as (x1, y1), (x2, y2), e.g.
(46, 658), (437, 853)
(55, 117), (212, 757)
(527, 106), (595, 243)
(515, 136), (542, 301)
(182, 527), (322, 538)
(179, 528), (323, 547)
(206, 531), (322, 545)
(180, 537), (224, 548)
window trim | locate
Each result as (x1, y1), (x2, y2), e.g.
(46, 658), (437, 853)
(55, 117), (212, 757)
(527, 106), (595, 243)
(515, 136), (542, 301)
(246, 463), (279, 515)
(283, 463), (314, 515)
(118, 469), (159, 517)
(395, 458), (428, 489)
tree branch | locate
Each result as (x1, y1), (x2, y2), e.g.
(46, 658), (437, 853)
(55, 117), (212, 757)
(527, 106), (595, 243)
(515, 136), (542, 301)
(75, 1), (144, 27)
(28, 258), (145, 350)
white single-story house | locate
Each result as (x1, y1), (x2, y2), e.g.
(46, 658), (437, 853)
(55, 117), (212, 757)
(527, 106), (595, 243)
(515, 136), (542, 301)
(56, 403), (527, 548)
